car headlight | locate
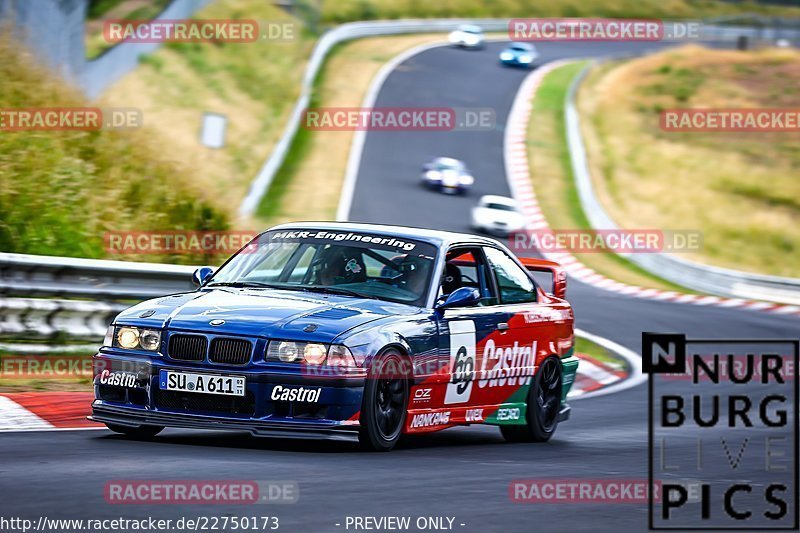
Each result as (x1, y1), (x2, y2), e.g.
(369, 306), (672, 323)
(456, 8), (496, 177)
(304, 343), (327, 365)
(519, 55), (532, 63)
(266, 341), (357, 367)
(500, 52), (513, 60)
(269, 340), (301, 362)
(113, 326), (161, 351)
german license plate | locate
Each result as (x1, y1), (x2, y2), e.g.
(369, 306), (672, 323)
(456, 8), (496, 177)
(159, 370), (245, 396)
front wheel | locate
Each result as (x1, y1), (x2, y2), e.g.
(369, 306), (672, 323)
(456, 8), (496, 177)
(359, 350), (409, 452)
(500, 356), (562, 443)
(105, 423), (164, 440)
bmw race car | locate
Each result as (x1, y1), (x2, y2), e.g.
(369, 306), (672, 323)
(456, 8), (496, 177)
(91, 222), (578, 451)
(499, 42), (538, 68)
(421, 157), (475, 194)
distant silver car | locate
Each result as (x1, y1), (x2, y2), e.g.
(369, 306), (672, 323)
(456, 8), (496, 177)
(471, 195), (526, 236)
(421, 157), (475, 195)
(448, 24), (485, 49)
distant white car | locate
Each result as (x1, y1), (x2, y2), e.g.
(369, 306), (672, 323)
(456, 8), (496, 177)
(448, 24), (485, 49)
(471, 195), (526, 236)
(421, 157), (475, 195)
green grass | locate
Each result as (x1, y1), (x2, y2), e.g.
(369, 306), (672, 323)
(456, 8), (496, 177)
(320, 0), (800, 22)
(575, 337), (629, 374)
(254, 42), (335, 220)
(0, 37), (228, 264)
(526, 62), (691, 293)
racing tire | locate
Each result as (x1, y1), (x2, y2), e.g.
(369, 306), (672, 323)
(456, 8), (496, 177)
(500, 356), (562, 443)
(359, 349), (410, 452)
(105, 423), (164, 440)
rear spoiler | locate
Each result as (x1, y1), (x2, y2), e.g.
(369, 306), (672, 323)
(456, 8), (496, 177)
(519, 257), (567, 300)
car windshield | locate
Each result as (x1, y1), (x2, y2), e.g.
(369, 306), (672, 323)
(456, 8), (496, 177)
(510, 43), (532, 51)
(208, 229), (438, 306)
(460, 26), (481, 34)
(435, 159), (464, 171)
(485, 202), (517, 212)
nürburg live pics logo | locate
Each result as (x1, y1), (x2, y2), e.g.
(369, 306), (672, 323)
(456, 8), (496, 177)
(644, 332), (798, 530)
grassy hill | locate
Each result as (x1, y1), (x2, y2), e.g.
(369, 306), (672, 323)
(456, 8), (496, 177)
(0, 37), (229, 264)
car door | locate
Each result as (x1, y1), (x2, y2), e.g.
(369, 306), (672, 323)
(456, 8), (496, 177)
(435, 247), (504, 412)
(480, 246), (545, 400)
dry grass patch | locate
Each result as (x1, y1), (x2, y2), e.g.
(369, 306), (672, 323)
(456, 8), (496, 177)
(526, 62), (685, 291)
(579, 46), (800, 277)
(101, 0), (314, 225)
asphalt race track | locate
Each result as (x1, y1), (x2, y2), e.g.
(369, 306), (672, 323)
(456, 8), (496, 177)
(1, 42), (797, 532)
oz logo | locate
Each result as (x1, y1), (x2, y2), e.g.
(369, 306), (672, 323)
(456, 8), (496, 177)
(445, 321), (476, 405)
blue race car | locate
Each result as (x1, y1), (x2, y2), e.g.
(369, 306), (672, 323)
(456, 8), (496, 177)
(91, 223), (577, 451)
(499, 42), (538, 68)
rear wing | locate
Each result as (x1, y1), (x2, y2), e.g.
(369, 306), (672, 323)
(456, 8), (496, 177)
(519, 257), (567, 300)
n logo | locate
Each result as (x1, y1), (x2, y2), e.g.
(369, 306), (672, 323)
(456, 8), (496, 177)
(642, 333), (686, 374)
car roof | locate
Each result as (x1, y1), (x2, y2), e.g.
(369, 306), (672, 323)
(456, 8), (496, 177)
(479, 195), (517, 207)
(458, 24), (482, 32)
(268, 221), (503, 249)
(509, 42), (534, 50)
(433, 156), (464, 166)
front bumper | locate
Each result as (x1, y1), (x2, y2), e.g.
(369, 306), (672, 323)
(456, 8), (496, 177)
(91, 352), (364, 439)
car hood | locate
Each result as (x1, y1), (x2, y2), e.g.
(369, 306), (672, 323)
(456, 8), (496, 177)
(114, 288), (419, 343)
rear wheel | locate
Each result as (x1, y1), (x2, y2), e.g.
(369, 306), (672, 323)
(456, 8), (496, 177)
(500, 356), (562, 443)
(105, 423), (164, 440)
(359, 349), (409, 452)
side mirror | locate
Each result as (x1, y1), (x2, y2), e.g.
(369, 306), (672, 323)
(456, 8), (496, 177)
(436, 287), (481, 309)
(192, 266), (215, 287)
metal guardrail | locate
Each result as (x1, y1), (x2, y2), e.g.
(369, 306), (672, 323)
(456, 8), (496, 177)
(0, 297), (126, 339)
(237, 18), (800, 218)
(564, 63), (800, 306)
(0, 253), (196, 300)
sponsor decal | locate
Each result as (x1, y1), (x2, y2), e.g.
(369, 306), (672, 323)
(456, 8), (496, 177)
(477, 339), (535, 388)
(270, 385), (321, 403)
(413, 387), (432, 404)
(99, 369), (137, 388)
(465, 408), (484, 422)
(270, 230), (417, 251)
(445, 321), (476, 404)
(410, 411), (451, 429)
(497, 408), (521, 421)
